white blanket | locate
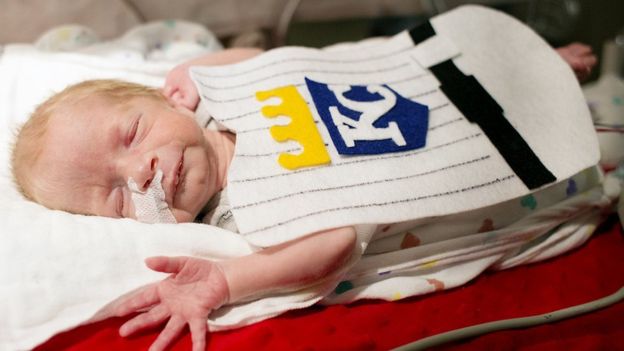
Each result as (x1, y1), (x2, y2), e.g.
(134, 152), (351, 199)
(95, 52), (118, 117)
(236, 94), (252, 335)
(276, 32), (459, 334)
(0, 21), (237, 351)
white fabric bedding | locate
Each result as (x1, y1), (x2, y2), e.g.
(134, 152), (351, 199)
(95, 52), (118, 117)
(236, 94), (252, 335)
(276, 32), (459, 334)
(0, 9), (617, 351)
(0, 21), (236, 351)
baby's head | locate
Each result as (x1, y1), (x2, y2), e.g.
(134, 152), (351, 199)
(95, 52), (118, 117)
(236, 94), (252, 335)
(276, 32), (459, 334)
(11, 79), (217, 223)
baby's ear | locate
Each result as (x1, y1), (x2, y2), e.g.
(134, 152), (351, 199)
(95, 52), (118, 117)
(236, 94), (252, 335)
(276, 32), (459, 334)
(161, 87), (178, 106)
(161, 89), (195, 117)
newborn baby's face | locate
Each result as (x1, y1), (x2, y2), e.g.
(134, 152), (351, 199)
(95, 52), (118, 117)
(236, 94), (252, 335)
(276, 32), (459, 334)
(33, 95), (217, 223)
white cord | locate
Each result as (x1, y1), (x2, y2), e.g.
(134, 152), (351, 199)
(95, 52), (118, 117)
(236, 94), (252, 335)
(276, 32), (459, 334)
(392, 285), (624, 350)
(273, 0), (302, 47)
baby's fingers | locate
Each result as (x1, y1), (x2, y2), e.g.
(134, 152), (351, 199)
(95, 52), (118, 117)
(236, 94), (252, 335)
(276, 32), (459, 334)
(567, 42), (593, 55)
(190, 318), (208, 351)
(148, 315), (187, 351)
(119, 305), (169, 337)
(582, 54), (597, 69)
(112, 284), (160, 317)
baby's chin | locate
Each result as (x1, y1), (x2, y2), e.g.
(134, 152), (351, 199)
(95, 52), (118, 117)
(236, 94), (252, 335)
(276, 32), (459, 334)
(172, 208), (199, 223)
(173, 212), (193, 223)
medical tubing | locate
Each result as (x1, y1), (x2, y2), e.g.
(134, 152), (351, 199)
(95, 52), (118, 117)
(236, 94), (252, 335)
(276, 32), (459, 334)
(392, 286), (624, 351)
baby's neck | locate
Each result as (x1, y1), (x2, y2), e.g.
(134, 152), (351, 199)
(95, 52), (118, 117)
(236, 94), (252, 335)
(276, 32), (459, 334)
(203, 129), (236, 190)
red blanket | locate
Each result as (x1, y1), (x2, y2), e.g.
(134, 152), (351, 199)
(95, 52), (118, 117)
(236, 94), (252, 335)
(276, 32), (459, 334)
(36, 217), (624, 350)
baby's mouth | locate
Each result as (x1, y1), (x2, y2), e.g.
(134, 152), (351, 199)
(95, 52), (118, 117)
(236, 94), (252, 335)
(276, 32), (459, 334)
(171, 153), (184, 205)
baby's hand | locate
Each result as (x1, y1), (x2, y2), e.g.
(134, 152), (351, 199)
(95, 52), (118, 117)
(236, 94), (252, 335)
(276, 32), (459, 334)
(163, 64), (200, 111)
(556, 42), (597, 82)
(114, 256), (229, 351)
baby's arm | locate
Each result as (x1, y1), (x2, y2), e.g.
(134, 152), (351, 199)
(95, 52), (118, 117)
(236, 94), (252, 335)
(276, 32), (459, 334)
(223, 226), (357, 302)
(164, 48), (263, 110)
(112, 226), (356, 351)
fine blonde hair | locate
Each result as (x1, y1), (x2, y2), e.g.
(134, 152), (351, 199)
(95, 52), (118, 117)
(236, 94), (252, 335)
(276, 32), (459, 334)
(11, 79), (166, 203)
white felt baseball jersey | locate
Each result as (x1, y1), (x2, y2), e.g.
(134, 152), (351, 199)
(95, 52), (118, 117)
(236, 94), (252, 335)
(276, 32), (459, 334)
(191, 5), (598, 247)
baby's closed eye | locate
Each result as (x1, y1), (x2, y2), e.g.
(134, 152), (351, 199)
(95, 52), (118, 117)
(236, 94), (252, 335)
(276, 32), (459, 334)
(126, 115), (141, 146)
(115, 187), (125, 218)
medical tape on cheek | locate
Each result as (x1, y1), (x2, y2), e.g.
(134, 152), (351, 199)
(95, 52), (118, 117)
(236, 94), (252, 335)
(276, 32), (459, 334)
(127, 169), (177, 223)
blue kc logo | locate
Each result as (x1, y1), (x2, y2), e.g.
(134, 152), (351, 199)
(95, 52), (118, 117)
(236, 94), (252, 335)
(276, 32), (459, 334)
(305, 77), (429, 156)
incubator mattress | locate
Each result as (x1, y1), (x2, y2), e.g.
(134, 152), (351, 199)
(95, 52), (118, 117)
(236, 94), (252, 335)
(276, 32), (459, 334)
(36, 216), (624, 350)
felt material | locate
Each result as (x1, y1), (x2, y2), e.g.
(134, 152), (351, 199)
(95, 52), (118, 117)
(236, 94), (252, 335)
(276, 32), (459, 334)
(408, 21), (436, 45)
(429, 59), (556, 189)
(408, 30), (460, 69)
(34, 216), (624, 351)
(190, 5), (598, 246)
(256, 85), (331, 170)
(305, 78), (430, 155)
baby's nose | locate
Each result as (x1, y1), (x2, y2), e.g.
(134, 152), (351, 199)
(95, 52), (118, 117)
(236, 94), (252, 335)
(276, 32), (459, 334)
(132, 155), (158, 191)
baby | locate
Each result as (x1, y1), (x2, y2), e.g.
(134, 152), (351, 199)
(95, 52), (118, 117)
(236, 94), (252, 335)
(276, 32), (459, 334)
(11, 48), (357, 351)
(10, 42), (596, 351)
